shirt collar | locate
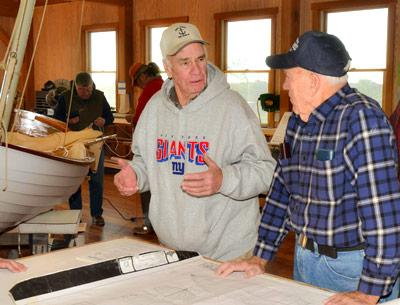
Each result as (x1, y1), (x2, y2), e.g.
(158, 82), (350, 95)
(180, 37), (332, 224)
(168, 86), (183, 109)
(167, 84), (209, 110)
(307, 83), (351, 124)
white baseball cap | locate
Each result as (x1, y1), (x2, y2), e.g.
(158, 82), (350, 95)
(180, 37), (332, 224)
(160, 23), (208, 58)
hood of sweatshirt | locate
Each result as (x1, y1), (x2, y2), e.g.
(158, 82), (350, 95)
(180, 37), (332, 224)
(160, 63), (229, 113)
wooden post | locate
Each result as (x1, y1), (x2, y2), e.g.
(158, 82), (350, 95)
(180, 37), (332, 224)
(278, 0), (300, 115)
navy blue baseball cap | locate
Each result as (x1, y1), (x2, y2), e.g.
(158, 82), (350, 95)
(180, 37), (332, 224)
(266, 31), (351, 77)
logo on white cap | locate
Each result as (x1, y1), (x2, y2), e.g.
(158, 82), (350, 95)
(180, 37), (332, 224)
(175, 26), (190, 38)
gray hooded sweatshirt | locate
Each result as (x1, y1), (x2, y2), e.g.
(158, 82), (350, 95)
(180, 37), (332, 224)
(130, 63), (276, 260)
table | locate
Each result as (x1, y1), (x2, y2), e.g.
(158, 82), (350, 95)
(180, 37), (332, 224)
(0, 238), (337, 305)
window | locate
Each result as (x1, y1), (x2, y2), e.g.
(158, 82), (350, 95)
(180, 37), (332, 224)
(312, 1), (396, 113)
(226, 19), (272, 125)
(327, 9), (387, 106)
(149, 26), (167, 79)
(215, 9), (277, 126)
(87, 30), (117, 110)
(149, 27), (166, 70)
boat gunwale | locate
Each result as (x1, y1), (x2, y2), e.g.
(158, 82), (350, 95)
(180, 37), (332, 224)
(0, 142), (94, 166)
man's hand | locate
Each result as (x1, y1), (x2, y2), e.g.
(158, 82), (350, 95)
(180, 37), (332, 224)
(181, 154), (223, 197)
(216, 256), (267, 278)
(0, 258), (27, 272)
(324, 291), (379, 305)
(94, 117), (105, 128)
(114, 159), (138, 196)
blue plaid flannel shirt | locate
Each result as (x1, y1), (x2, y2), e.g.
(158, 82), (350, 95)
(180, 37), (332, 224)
(255, 84), (400, 296)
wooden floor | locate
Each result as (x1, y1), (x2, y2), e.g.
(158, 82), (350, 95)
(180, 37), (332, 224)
(1, 168), (295, 279)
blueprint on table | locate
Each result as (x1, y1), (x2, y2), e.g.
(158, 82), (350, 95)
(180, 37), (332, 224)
(15, 256), (332, 305)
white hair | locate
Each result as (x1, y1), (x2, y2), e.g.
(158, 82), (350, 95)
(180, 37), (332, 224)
(323, 74), (348, 86)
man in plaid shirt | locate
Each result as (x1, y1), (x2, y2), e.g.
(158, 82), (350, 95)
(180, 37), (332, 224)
(217, 31), (400, 304)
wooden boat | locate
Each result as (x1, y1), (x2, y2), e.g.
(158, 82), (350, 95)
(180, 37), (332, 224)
(0, 1), (97, 233)
(0, 143), (92, 232)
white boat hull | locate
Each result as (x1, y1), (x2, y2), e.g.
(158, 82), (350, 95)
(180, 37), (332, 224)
(0, 0), (96, 234)
(0, 144), (91, 233)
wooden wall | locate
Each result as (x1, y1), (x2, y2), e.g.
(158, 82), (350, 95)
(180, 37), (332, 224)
(0, 2), (122, 110)
(32, 2), (120, 91)
(0, 14), (34, 107)
(0, 16), (21, 91)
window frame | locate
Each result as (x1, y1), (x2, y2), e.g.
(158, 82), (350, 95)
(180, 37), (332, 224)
(311, 0), (396, 114)
(82, 23), (119, 110)
(214, 9), (278, 126)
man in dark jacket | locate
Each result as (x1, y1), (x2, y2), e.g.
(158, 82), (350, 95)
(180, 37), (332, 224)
(54, 72), (114, 226)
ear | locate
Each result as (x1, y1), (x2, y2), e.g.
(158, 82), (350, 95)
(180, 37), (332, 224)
(163, 58), (173, 79)
(309, 72), (320, 96)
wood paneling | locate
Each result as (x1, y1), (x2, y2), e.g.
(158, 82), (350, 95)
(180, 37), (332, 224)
(0, 27), (9, 45)
(0, 16), (18, 88)
(278, 0), (300, 114)
(32, 2), (119, 90)
(0, 1), (19, 18)
(121, 2), (133, 97)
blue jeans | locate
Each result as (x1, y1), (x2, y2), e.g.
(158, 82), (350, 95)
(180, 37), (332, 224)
(293, 242), (399, 302)
(69, 149), (104, 217)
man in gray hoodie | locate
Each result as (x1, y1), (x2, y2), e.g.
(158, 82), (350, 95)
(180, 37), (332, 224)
(114, 23), (276, 261)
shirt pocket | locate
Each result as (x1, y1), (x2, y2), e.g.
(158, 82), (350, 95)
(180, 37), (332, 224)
(310, 156), (345, 202)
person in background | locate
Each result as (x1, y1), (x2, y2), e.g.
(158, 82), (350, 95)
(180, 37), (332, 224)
(129, 62), (164, 127)
(114, 23), (276, 261)
(54, 72), (114, 227)
(0, 258), (26, 272)
(217, 31), (400, 304)
(128, 62), (164, 235)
